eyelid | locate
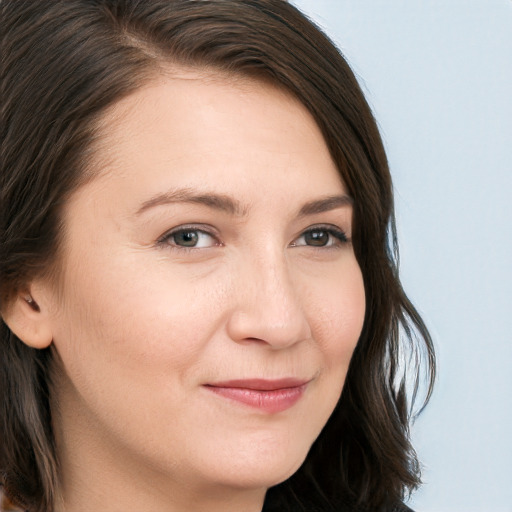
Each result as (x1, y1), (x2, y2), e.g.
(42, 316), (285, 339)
(291, 224), (350, 247)
(156, 224), (221, 248)
(155, 223), (349, 251)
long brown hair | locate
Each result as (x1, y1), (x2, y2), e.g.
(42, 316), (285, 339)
(1, 1), (435, 511)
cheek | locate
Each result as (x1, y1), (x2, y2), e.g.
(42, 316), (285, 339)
(308, 262), (366, 367)
(50, 245), (235, 402)
(290, 261), (365, 451)
(48, 255), (226, 458)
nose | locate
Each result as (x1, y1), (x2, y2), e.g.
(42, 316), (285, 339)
(226, 250), (312, 349)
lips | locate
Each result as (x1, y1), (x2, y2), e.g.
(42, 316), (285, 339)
(204, 378), (310, 413)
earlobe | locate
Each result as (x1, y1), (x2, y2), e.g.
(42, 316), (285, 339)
(2, 292), (53, 349)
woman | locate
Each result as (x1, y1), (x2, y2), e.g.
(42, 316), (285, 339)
(0, 1), (435, 511)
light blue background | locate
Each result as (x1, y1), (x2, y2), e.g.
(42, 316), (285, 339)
(291, 1), (512, 511)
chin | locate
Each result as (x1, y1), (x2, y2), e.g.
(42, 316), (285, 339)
(202, 441), (308, 491)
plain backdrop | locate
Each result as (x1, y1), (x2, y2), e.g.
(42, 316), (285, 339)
(291, 1), (512, 512)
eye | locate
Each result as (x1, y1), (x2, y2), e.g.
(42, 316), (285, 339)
(292, 226), (348, 248)
(158, 226), (219, 249)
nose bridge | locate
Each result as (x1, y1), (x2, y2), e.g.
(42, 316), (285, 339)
(227, 244), (311, 348)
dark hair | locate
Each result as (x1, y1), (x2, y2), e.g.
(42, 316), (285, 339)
(1, 1), (435, 511)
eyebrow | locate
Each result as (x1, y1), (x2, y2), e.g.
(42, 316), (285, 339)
(136, 188), (353, 217)
(298, 194), (353, 216)
(136, 188), (247, 216)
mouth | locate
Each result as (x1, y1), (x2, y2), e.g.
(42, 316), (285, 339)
(203, 378), (311, 414)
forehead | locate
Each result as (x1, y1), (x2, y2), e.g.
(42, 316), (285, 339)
(75, 69), (345, 216)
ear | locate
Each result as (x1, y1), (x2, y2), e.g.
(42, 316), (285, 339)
(2, 288), (53, 349)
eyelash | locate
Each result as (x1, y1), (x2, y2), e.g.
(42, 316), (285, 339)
(157, 224), (220, 251)
(292, 225), (349, 248)
(156, 224), (349, 251)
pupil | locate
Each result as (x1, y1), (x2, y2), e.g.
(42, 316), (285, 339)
(305, 230), (328, 246)
(175, 231), (198, 246)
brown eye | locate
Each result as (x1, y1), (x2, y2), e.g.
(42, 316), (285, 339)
(304, 229), (329, 246)
(291, 226), (348, 248)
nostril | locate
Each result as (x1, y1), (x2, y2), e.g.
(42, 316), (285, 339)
(237, 336), (271, 346)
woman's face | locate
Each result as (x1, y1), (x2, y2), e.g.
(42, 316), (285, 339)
(43, 72), (366, 509)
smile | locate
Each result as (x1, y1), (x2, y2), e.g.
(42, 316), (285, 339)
(203, 378), (310, 414)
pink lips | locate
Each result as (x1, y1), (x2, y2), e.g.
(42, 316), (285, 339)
(204, 378), (309, 413)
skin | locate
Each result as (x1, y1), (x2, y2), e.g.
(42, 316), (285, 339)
(8, 72), (366, 512)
